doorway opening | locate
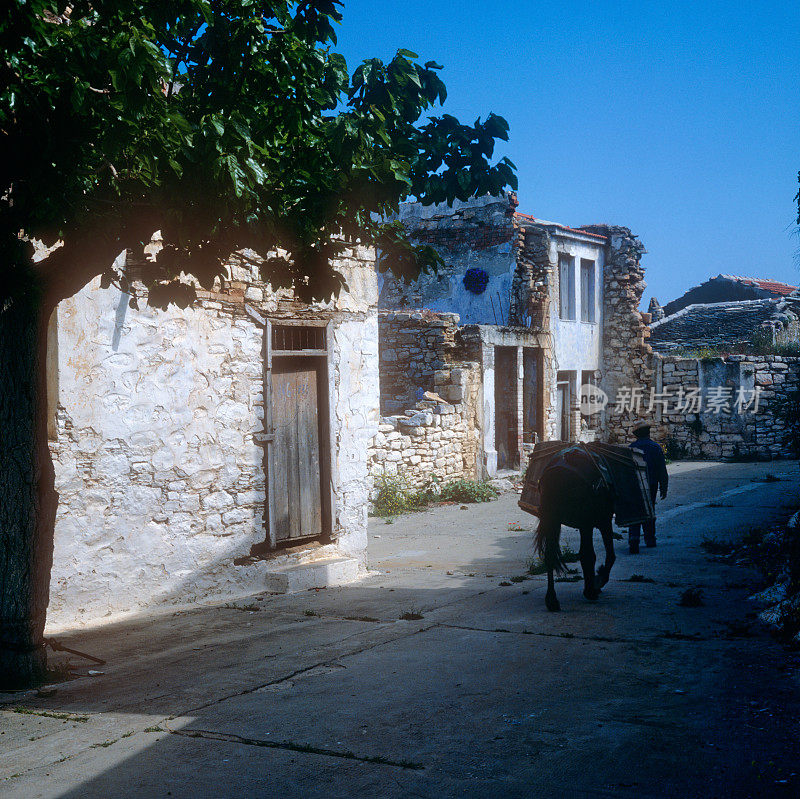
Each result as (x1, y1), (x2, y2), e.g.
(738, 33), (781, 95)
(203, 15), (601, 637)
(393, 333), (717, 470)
(556, 370), (576, 442)
(522, 347), (543, 445)
(494, 346), (519, 470)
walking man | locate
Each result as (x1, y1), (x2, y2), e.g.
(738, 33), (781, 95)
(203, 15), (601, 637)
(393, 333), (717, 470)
(628, 420), (668, 554)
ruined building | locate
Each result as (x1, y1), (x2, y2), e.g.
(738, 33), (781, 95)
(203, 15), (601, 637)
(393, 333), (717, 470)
(649, 297), (800, 353)
(370, 193), (652, 483)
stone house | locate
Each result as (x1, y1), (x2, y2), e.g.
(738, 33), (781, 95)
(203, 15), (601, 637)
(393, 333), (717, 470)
(372, 193), (648, 479)
(649, 297), (800, 353)
(657, 274), (798, 319)
(45, 245), (378, 629)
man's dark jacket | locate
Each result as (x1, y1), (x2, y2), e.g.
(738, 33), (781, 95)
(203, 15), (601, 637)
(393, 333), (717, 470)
(630, 436), (669, 497)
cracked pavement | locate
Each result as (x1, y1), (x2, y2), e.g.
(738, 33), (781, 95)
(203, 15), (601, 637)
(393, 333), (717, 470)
(2, 460), (800, 798)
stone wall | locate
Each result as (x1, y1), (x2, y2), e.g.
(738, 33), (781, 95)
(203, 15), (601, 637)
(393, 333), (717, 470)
(510, 221), (551, 329)
(378, 310), (459, 414)
(581, 225), (652, 444)
(46, 246), (378, 629)
(650, 354), (800, 460)
(368, 363), (481, 489)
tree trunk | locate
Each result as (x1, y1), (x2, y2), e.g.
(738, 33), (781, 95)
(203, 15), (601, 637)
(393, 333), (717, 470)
(0, 283), (58, 689)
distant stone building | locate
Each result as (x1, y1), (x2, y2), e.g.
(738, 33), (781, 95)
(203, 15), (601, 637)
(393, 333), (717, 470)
(650, 297), (800, 353)
(46, 245), (378, 629)
(662, 274), (797, 318)
(371, 193), (650, 479)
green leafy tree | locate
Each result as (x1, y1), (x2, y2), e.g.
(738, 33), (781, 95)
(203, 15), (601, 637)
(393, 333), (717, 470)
(0, 0), (516, 686)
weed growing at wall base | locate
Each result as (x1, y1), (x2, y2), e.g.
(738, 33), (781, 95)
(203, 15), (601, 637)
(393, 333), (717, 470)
(371, 475), (498, 518)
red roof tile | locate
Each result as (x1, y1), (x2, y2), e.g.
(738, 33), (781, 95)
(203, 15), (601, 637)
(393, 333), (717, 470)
(721, 274), (797, 296)
(514, 211), (608, 241)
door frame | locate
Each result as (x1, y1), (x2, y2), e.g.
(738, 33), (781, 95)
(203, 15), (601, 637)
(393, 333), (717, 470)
(263, 318), (335, 549)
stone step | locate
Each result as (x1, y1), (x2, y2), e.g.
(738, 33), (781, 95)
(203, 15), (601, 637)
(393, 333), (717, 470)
(263, 557), (361, 594)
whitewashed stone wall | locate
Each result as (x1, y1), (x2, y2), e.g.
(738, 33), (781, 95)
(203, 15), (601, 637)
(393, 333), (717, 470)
(47, 248), (378, 629)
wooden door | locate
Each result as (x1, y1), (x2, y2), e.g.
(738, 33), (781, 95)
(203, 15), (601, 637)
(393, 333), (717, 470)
(271, 357), (323, 542)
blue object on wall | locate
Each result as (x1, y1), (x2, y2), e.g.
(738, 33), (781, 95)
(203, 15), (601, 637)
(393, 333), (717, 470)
(463, 267), (489, 295)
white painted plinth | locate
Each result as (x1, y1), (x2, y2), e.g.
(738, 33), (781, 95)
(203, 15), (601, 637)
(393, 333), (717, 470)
(263, 557), (361, 594)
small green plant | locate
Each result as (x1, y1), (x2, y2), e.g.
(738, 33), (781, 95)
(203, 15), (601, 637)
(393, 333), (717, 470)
(526, 556), (547, 575)
(303, 609), (317, 617)
(371, 475), (498, 518)
(437, 479), (498, 504)
(371, 475), (422, 518)
(561, 543), (580, 563)
(750, 329), (800, 356)
(664, 436), (687, 461)
(11, 707), (89, 722)
(399, 610), (423, 621)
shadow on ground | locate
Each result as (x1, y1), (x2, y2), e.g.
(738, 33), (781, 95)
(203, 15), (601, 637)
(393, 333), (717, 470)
(2, 460), (799, 798)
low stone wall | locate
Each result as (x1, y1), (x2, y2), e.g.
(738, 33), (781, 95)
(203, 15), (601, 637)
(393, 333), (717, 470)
(369, 363), (481, 489)
(651, 354), (799, 460)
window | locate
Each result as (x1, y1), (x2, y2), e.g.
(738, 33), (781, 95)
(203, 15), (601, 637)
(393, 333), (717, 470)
(558, 254), (576, 320)
(580, 259), (596, 323)
(271, 324), (326, 353)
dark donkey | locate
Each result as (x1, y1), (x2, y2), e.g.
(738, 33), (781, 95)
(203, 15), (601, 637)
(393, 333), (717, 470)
(533, 446), (616, 612)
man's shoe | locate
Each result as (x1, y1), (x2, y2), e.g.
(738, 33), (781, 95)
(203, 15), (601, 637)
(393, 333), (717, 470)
(629, 543), (640, 554)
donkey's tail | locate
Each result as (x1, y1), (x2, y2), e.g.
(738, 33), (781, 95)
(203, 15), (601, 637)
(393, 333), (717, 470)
(534, 493), (568, 575)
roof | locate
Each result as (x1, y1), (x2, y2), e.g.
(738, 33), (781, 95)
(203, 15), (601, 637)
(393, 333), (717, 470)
(649, 298), (795, 351)
(661, 273), (799, 317)
(514, 211), (608, 242)
(717, 274), (797, 296)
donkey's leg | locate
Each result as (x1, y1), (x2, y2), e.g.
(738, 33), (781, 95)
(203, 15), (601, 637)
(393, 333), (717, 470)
(580, 527), (599, 601)
(596, 516), (616, 589)
(541, 515), (561, 612)
(545, 566), (560, 612)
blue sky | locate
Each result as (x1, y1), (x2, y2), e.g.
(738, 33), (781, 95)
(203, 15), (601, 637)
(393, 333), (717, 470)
(334, 0), (800, 306)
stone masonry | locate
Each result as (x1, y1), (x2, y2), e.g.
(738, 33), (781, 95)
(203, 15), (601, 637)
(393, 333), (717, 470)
(47, 246), (378, 629)
(378, 310), (460, 415)
(369, 309), (481, 489)
(650, 355), (799, 460)
(581, 225), (652, 444)
(368, 363), (481, 489)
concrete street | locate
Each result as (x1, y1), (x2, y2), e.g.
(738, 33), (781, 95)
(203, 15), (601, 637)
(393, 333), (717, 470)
(2, 460), (800, 798)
